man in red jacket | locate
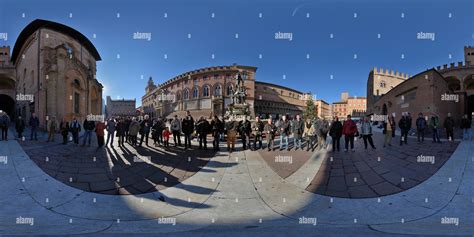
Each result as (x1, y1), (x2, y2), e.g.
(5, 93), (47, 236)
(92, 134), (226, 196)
(342, 115), (358, 152)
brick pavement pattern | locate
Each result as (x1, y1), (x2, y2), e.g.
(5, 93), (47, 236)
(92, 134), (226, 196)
(305, 133), (459, 198)
(20, 134), (216, 195)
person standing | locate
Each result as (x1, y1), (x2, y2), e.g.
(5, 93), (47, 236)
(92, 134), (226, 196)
(152, 117), (165, 145)
(46, 116), (58, 142)
(398, 113), (409, 146)
(329, 116), (342, 152)
(210, 115), (223, 151)
(225, 118), (238, 152)
(125, 117), (131, 143)
(278, 115), (290, 151)
(383, 115), (395, 147)
(128, 117), (140, 146)
(170, 115), (182, 147)
(430, 115), (441, 143)
(239, 116), (251, 150)
(443, 113), (455, 142)
(105, 118), (116, 147)
(196, 116), (210, 150)
(0, 111), (10, 141)
(291, 114), (305, 150)
(29, 112), (39, 141)
(342, 115), (357, 152)
(182, 111), (194, 149)
(139, 115), (151, 147)
(82, 118), (95, 146)
(162, 127), (171, 147)
(59, 118), (69, 145)
(360, 117), (376, 150)
(460, 114), (471, 140)
(252, 116), (264, 150)
(264, 117), (277, 151)
(116, 118), (126, 146)
(304, 118), (316, 152)
(415, 113), (427, 143)
(95, 120), (106, 148)
(70, 117), (81, 144)
(319, 118), (330, 149)
(15, 116), (25, 140)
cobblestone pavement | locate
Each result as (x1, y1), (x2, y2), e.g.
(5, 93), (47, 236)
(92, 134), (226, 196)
(305, 133), (459, 198)
(19, 131), (217, 195)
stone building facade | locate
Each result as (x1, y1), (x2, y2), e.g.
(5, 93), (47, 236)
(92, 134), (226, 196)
(331, 93), (367, 119)
(366, 68), (409, 114)
(142, 65), (309, 119)
(369, 46), (474, 126)
(315, 99), (331, 119)
(0, 19), (103, 128)
(105, 96), (136, 119)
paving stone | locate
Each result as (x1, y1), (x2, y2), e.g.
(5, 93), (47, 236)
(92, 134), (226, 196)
(371, 182), (403, 196)
(348, 185), (377, 198)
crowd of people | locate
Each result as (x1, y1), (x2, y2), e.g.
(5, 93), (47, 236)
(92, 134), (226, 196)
(1, 109), (473, 154)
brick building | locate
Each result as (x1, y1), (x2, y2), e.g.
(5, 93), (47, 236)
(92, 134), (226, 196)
(142, 65), (309, 119)
(0, 19), (103, 128)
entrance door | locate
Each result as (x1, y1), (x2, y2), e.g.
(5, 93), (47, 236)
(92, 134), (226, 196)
(0, 94), (15, 119)
(467, 95), (474, 120)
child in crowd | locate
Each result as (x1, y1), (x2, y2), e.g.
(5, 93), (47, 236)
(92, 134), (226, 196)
(162, 127), (171, 147)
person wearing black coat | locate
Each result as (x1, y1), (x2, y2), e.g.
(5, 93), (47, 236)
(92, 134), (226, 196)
(116, 118), (126, 146)
(239, 116), (252, 150)
(152, 117), (165, 145)
(460, 114), (471, 140)
(181, 111), (194, 149)
(59, 118), (69, 145)
(210, 116), (223, 151)
(15, 116), (25, 140)
(443, 113), (455, 141)
(329, 116), (343, 152)
(196, 116), (210, 150)
(398, 113), (410, 146)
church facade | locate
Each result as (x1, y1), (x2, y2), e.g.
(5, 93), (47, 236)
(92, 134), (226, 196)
(0, 19), (103, 128)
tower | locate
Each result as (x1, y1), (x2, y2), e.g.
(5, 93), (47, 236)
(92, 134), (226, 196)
(464, 46), (474, 66)
(0, 46), (11, 63)
(146, 76), (156, 94)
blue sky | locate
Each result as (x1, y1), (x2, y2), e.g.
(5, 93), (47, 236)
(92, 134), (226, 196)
(1, 0), (473, 105)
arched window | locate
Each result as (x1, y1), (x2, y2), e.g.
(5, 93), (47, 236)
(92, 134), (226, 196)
(380, 81), (386, 88)
(176, 91), (181, 101)
(193, 87), (199, 98)
(226, 84), (233, 96)
(214, 84), (222, 96)
(203, 85), (210, 97)
(183, 89), (190, 100)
